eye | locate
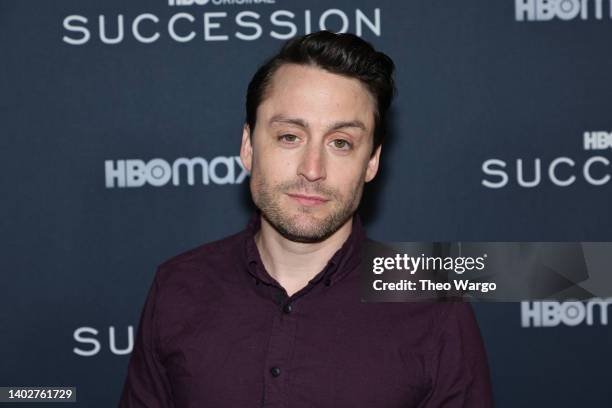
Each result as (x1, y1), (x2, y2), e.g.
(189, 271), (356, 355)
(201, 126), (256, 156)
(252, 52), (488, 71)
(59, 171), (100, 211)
(330, 139), (352, 150)
(278, 134), (299, 143)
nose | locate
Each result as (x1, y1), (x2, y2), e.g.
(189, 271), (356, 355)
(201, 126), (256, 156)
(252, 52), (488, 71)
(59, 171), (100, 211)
(297, 143), (326, 182)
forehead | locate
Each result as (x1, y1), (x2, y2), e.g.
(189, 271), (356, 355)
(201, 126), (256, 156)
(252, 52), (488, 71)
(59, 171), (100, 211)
(258, 63), (375, 131)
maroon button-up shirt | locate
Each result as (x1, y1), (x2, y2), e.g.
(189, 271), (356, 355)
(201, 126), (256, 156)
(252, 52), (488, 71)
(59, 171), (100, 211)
(119, 214), (493, 407)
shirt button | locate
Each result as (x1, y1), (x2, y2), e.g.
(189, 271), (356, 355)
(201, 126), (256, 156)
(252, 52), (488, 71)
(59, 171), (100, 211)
(283, 303), (293, 314)
(270, 367), (281, 377)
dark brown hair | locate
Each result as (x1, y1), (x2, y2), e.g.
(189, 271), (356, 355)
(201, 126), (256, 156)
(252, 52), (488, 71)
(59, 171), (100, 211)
(245, 31), (396, 154)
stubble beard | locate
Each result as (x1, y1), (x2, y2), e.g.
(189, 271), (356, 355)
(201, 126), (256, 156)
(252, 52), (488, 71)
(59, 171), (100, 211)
(251, 174), (364, 243)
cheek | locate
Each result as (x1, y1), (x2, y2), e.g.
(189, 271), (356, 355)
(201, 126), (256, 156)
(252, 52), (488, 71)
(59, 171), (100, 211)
(250, 153), (291, 188)
(331, 160), (368, 185)
(255, 150), (296, 179)
(274, 145), (299, 167)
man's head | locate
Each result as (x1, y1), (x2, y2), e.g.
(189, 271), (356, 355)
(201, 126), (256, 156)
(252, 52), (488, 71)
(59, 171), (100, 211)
(240, 31), (395, 243)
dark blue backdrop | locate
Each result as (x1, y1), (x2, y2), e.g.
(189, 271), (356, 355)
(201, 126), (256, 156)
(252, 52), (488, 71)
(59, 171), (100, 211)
(2, 0), (611, 406)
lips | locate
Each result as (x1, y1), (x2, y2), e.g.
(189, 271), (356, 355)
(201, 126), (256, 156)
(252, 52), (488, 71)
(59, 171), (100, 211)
(286, 193), (329, 206)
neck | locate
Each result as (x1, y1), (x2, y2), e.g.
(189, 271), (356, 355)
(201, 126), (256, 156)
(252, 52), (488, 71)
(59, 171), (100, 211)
(254, 216), (353, 296)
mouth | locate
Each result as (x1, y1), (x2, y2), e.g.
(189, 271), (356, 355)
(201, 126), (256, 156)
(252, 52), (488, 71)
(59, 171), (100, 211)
(286, 193), (330, 207)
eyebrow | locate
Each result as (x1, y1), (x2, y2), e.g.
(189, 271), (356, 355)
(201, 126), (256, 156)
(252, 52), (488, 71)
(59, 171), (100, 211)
(268, 114), (367, 132)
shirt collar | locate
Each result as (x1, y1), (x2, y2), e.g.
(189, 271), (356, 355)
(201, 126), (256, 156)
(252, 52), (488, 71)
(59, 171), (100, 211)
(244, 212), (366, 288)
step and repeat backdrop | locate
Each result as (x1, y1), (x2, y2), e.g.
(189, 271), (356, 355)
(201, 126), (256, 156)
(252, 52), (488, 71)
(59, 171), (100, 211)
(2, 0), (612, 406)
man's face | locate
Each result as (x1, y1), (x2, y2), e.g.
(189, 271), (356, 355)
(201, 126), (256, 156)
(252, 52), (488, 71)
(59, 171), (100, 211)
(240, 63), (381, 243)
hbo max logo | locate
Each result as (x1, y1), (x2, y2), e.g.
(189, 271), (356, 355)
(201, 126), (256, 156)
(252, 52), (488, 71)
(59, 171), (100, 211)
(105, 156), (248, 188)
(521, 299), (612, 327)
(515, 0), (607, 21)
(584, 131), (612, 150)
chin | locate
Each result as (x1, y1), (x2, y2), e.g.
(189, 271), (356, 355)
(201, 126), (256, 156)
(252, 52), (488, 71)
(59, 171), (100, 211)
(283, 211), (318, 226)
(290, 207), (330, 224)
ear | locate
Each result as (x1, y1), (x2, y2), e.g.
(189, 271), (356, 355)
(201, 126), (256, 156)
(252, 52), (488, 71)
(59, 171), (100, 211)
(364, 145), (381, 183)
(240, 124), (253, 173)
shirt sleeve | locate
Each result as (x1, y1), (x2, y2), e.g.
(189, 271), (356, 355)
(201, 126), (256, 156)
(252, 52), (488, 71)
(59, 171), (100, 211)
(118, 270), (175, 408)
(419, 301), (493, 408)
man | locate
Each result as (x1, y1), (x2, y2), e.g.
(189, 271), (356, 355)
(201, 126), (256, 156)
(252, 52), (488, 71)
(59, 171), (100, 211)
(119, 31), (493, 407)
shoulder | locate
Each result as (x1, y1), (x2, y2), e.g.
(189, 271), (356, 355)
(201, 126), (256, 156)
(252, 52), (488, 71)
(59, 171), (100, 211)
(414, 299), (478, 334)
(408, 300), (482, 356)
(378, 299), (479, 354)
(154, 230), (247, 286)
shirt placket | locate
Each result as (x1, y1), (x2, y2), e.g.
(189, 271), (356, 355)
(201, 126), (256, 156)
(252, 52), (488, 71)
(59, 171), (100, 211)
(261, 288), (297, 408)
